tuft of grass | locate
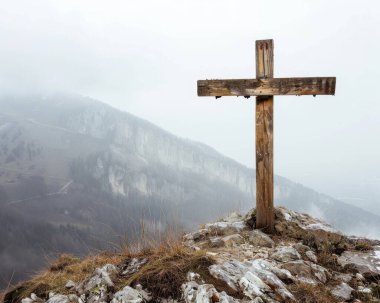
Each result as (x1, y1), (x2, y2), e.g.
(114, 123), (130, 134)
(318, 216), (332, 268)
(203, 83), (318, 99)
(371, 283), (380, 299)
(48, 254), (81, 272)
(289, 283), (339, 303)
(353, 240), (373, 252)
(316, 251), (341, 272)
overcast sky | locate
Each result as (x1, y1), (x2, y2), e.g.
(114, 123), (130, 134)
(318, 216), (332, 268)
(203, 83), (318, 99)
(1, 0), (379, 212)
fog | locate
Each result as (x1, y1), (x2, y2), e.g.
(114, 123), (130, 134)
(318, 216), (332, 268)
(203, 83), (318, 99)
(1, 0), (379, 214)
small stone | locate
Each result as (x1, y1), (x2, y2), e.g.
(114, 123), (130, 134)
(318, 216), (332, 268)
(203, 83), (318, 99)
(30, 294), (38, 301)
(238, 271), (271, 299)
(294, 243), (311, 254)
(223, 212), (242, 222)
(191, 229), (208, 241)
(205, 221), (246, 236)
(68, 295), (79, 303)
(98, 263), (118, 275)
(134, 284), (152, 301)
(209, 237), (224, 248)
(252, 298), (264, 303)
(249, 230), (275, 248)
(221, 234), (245, 247)
(65, 280), (76, 289)
(122, 258), (148, 276)
(111, 286), (144, 303)
(218, 292), (237, 303)
(334, 273), (352, 283)
(280, 260), (329, 284)
(331, 282), (353, 301)
(187, 272), (203, 284)
(271, 246), (301, 262)
(355, 273), (365, 281)
(305, 250), (318, 263)
(46, 294), (70, 303)
(357, 286), (372, 294)
(182, 281), (217, 303)
(21, 299), (34, 303)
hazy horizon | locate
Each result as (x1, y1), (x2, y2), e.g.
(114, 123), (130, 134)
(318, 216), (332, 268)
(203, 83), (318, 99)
(1, 0), (379, 213)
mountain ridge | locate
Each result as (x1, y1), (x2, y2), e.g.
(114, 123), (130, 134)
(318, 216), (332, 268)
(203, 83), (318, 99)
(0, 92), (379, 290)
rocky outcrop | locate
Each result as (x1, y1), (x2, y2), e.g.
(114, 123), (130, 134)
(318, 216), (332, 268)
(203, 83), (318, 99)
(338, 249), (380, 278)
(5, 207), (380, 303)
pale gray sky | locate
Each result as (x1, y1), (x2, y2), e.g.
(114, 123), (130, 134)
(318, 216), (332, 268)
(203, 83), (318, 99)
(1, 0), (379, 212)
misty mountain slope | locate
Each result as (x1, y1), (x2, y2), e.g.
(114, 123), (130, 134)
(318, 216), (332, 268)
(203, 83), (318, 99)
(0, 93), (379, 289)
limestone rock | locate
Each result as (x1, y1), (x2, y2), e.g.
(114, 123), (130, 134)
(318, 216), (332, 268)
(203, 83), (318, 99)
(209, 237), (224, 248)
(338, 249), (380, 278)
(209, 259), (294, 302)
(205, 221), (246, 236)
(221, 234), (245, 247)
(357, 286), (372, 294)
(75, 263), (118, 295)
(334, 273), (353, 283)
(355, 273), (365, 281)
(184, 229), (208, 243)
(111, 286), (144, 303)
(238, 271), (271, 299)
(248, 230), (275, 248)
(122, 258), (148, 276)
(46, 295), (70, 303)
(271, 246), (301, 262)
(294, 243), (310, 254)
(135, 284), (152, 302)
(65, 280), (76, 289)
(305, 250), (317, 263)
(280, 260), (330, 284)
(330, 282), (353, 301)
(182, 281), (217, 303)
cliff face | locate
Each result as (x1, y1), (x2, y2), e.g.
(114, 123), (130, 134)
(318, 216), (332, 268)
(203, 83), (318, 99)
(60, 97), (254, 197)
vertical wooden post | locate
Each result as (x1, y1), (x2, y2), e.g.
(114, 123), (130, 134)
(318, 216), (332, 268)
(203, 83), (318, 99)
(255, 39), (274, 232)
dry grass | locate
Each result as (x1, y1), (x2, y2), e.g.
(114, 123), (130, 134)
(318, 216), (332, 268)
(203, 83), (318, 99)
(3, 237), (234, 303)
(353, 239), (373, 251)
(119, 242), (241, 301)
(371, 283), (380, 299)
(289, 283), (339, 303)
(3, 253), (127, 303)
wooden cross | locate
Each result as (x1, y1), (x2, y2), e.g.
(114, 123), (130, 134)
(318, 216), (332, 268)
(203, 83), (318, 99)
(197, 39), (336, 233)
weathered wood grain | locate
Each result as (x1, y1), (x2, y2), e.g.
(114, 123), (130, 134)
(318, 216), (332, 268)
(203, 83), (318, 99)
(255, 39), (274, 233)
(197, 77), (336, 97)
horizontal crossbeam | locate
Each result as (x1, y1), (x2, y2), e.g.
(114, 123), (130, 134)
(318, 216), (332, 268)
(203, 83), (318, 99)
(197, 77), (336, 97)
